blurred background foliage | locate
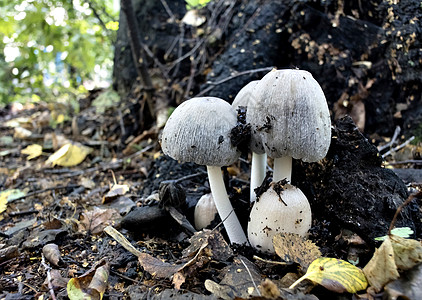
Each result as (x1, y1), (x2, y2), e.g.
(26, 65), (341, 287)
(0, 0), (119, 107)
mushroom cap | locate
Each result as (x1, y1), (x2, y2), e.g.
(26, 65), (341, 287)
(161, 97), (240, 166)
(194, 193), (217, 230)
(247, 183), (312, 253)
(247, 69), (331, 161)
(232, 80), (260, 110)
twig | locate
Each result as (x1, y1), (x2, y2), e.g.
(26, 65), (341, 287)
(253, 255), (289, 266)
(41, 254), (57, 300)
(387, 160), (422, 165)
(239, 257), (261, 296)
(378, 126), (401, 152)
(382, 136), (415, 158)
(104, 226), (143, 257)
(196, 66), (274, 97)
(388, 190), (422, 235)
(159, 0), (176, 22)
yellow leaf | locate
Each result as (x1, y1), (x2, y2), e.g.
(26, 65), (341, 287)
(0, 189), (25, 214)
(47, 143), (93, 167)
(21, 144), (43, 160)
(290, 257), (368, 293)
(56, 114), (65, 124)
(0, 193), (7, 214)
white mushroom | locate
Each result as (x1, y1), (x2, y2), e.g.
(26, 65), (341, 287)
(232, 80), (267, 204)
(161, 97), (247, 245)
(247, 69), (331, 182)
(194, 193), (217, 230)
(247, 182), (312, 253)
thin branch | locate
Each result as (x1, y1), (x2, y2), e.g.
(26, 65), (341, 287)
(378, 126), (401, 152)
(41, 254), (57, 300)
(239, 257), (261, 296)
(388, 190), (422, 234)
(382, 136), (415, 158)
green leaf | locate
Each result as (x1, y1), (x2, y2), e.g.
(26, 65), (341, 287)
(290, 257), (368, 293)
(375, 227), (414, 241)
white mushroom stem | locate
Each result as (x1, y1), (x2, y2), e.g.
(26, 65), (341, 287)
(207, 165), (248, 245)
(250, 152), (267, 203)
(273, 156), (292, 182)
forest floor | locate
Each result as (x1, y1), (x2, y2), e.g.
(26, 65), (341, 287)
(0, 93), (421, 300)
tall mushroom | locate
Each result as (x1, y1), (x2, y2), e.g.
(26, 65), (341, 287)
(247, 69), (331, 182)
(247, 69), (331, 253)
(232, 80), (266, 203)
(161, 97), (247, 245)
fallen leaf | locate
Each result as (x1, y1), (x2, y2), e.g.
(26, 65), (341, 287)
(21, 144), (43, 160)
(390, 234), (422, 270)
(384, 263), (422, 300)
(273, 233), (322, 271)
(14, 126), (33, 139)
(102, 184), (129, 204)
(79, 207), (120, 235)
(375, 227), (414, 241)
(0, 189), (26, 214)
(67, 260), (109, 300)
(0, 245), (19, 263)
(46, 143), (93, 167)
(205, 256), (262, 299)
(291, 257), (368, 293)
(363, 236), (400, 292)
(43, 243), (63, 267)
(42, 269), (69, 290)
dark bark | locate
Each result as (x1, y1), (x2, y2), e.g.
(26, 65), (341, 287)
(120, 0), (155, 119)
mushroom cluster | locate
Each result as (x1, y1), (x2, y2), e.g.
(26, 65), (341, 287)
(159, 69), (331, 251)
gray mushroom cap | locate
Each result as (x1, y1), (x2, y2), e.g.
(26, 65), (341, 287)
(232, 80), (260, 110)
(161, 97), (241, 166)
(247, 69), (331, 162)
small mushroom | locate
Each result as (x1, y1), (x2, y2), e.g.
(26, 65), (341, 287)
(194, 193), (217, 230)
(161, 97), (247, 245)
(247, 181), (312, 253)
(247, 69), (331, 182)
(232, 80), (267, 203)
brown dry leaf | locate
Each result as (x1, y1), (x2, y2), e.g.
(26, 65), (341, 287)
(0, 245), (19, 263)
(138, 252), (183, 278)
(42, 269), (69, 290)
(390, 234), (422, 270)
(172, 272), (186, 290)
(102, 184), (129, 204)
(259, 278), (281, 299)
(273, 233), (322, 271)
(42, 243), (62, 267)
(79, 207), (120, 235)
(205, 256), (262, 299)
(182, 229), (233, 262)
(363, 236), (399, 292)
(67, 260), (109, 300)
(384, 263), (422, 300)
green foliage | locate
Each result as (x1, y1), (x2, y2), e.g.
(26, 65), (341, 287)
(0, 0), (119, 106)
(375, 227), (414, 241)
(185, 0), (212, 10)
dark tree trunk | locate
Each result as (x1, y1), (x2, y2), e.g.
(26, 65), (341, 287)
(113, 0), (422, 138)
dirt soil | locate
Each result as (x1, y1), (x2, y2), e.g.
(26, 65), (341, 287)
(0, 96), (421, 300)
